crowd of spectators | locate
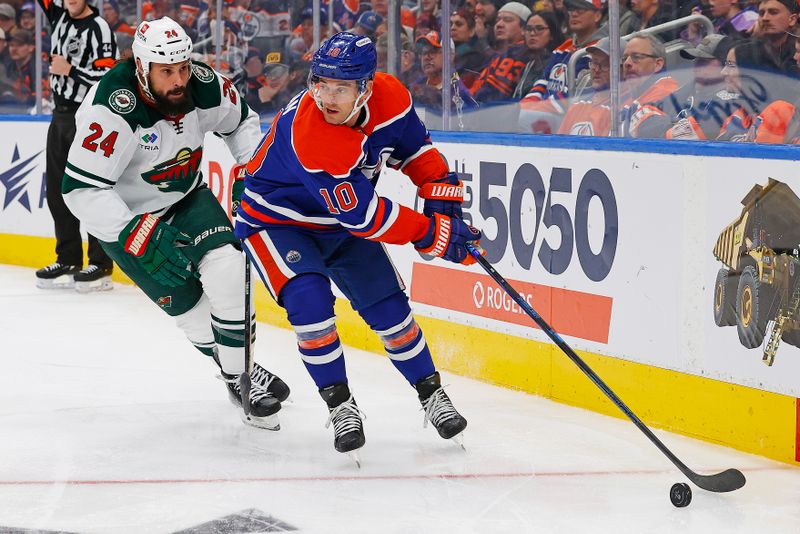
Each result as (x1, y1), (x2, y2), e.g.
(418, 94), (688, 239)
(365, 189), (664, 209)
(2, 0), (800, 143)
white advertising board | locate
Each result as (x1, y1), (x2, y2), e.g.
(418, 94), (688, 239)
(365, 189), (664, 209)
(3, 120), (799, 396)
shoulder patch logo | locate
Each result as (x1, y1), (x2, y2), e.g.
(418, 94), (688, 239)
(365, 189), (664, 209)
(109, 89), (136, 114)
(192, 64), (214, 83)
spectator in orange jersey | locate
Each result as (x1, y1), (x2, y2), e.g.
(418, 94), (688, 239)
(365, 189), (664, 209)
(471, 1), (532, 103)
(746, 30), (800, 143)
(557, 36), (615, 135)
(619, 33), (679, 138)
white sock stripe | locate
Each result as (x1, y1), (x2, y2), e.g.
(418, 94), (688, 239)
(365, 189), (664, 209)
(299, 345), (343, 365)
(386, 335), (427, 362)
(293, 317), (337, 333)
(374, 312), (414, 337)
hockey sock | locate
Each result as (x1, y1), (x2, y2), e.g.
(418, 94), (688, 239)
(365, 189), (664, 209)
(174, 294), (216, 357)
(359, 292), (435, 386)
(282, 274), (347, 388)
(198, 245), (248, 375)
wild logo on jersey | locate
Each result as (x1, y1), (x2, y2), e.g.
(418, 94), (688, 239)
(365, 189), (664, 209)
(141, 146), (203, 193)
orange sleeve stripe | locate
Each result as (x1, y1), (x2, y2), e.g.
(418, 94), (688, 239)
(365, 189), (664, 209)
(383, 323), (420, 349)
(298, 330), (339, 350)
(247, 112), (281, 175)
(93, 58), (116, 69)
(403, 150), (448, 187)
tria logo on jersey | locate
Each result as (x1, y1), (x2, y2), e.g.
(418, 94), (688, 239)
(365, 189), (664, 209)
(141, 147), (202, 193)
(139, 131), (160, 151)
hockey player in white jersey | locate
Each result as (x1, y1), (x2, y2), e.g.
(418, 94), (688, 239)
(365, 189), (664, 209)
(62, 17), (290, 429)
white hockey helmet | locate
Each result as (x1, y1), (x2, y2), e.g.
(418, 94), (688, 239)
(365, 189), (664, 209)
(132, 17), (193, 99)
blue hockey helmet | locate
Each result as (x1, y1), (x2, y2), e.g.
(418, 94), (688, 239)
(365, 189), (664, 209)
(310, 31), (377, 89)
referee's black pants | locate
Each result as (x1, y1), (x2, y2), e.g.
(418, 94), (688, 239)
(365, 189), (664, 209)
(45, 107), (112, 269)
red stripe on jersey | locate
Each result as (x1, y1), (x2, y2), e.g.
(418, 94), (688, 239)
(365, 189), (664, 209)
(247, 232), (291, 297)
(240, 200), (333, 230)
(247, 111), (281, 175)
(403, 149), (449, 187)
(350, 197), (387, 237)
(366, 205), (430, 244)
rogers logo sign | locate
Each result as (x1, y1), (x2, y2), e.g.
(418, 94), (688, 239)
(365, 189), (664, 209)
(472, 280), (533, 316)
(411, 263), (612, 344)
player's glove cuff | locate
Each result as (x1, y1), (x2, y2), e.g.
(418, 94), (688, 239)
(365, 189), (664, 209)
(119, 213), (193, 287)
(418, 172), (464, 219)
(231, 164), (247, 218)
(413, 213), (482, 265)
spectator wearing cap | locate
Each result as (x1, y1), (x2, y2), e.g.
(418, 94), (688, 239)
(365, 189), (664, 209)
(513, 11), (564, 98)
(102, 0), (135, 36)
(353, 10), (383, 40)
(619, 33), (679, 138)
(248, 48), (292, 115)
(474, 0), (500, 47)
(2, 28), (47, 109)
(410, 30), (478, 114)
(519, 0), (607, 127)
(492, 1), (529, 53)
(710, 0), (759, 38)
(376, 31), (421, 87)
(471, 2), (532, 103)
(0, 3), (17, 37)
(451, 7), (492, 90)
(290, 6), (331, 61)
(666, 34), (740, 140)
(18, 3), (35, 31)
(557, 36), (616, 135)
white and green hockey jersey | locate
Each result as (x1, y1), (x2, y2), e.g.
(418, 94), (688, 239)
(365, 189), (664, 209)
(62, 59), (263, 243)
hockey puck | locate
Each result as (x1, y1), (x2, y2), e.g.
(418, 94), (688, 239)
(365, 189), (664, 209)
(670, 482), (692, 508)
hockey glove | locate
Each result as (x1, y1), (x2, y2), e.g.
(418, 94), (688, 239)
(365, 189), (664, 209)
(413, 213), (482, 265)
(418, 172), (464, 219)
(119, 213), (193, 287)
(231, 164), (247, 218)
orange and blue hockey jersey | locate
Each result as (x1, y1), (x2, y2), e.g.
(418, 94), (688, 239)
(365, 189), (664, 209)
(234, 72), (449, 245)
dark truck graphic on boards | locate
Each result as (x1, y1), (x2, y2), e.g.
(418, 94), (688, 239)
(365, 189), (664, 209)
(713, 179), (800, 365)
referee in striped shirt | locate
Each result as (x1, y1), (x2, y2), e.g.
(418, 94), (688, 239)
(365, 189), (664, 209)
(35, 0), (118, 291)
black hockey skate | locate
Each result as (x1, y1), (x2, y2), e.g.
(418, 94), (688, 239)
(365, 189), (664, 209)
(35, 262), (80, 289)
(74, 264), (114, 293)
(416, 372), (467, 447)
(252, 362), (291, 402)
(222, 371), (282, 431)
(320, 383), (366, 466)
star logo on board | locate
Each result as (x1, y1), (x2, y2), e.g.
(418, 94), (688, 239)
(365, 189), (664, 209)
(0, 144), (43, 213)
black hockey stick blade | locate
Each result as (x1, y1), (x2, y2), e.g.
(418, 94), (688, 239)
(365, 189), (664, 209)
(465, 244), (746, 493)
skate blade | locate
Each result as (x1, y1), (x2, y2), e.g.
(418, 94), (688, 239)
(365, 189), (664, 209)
(36, 276), (75, 289)
(240, 412), (280, 431)
(346, 450), (362, 468)
(450, 432), (466, 451)
(75, 277), (114, 294)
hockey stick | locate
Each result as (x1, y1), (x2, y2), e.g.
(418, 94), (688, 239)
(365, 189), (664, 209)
(240, 254), (252, 417)
(465, 244), (746, 493)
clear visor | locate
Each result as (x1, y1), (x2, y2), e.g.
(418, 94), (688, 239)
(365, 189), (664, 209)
(308, 75), (361, 104)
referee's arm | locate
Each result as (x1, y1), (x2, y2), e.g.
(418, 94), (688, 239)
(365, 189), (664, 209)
(67, 25), (118, 86)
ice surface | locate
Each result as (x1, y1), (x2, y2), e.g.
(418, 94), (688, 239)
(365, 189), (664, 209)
(1, 265), (798, 533)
